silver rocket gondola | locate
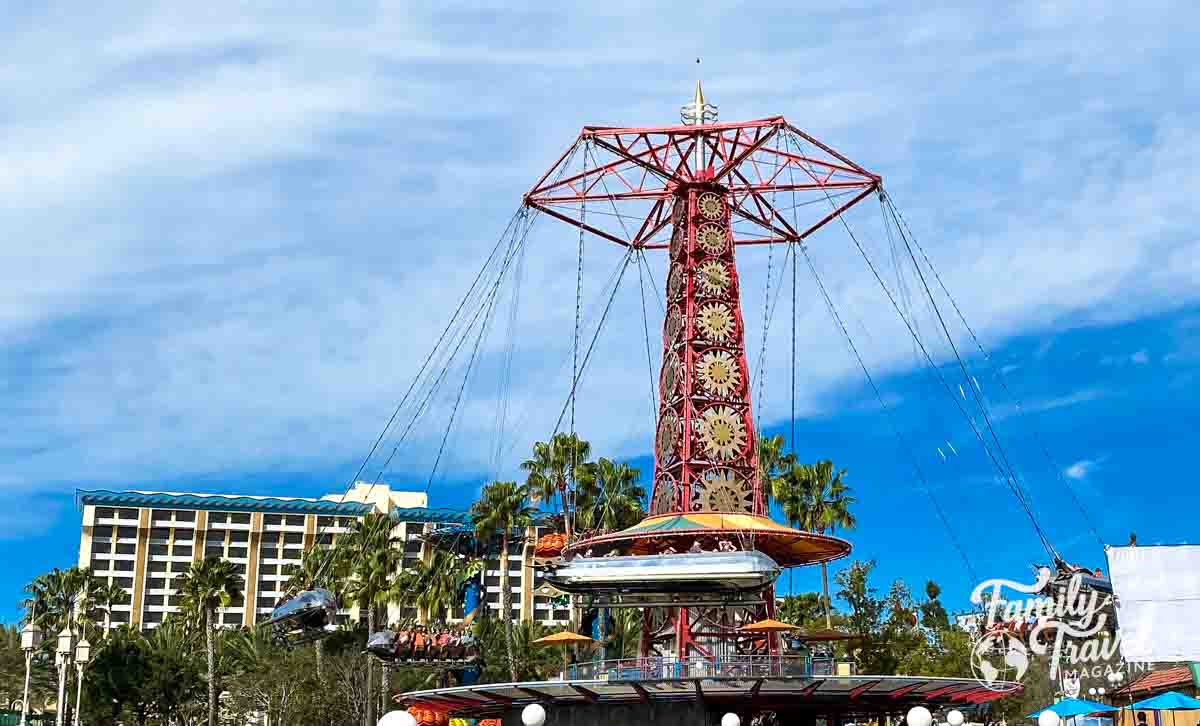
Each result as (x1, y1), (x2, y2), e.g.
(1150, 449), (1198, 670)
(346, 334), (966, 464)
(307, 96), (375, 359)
(545, 550), (781, 594)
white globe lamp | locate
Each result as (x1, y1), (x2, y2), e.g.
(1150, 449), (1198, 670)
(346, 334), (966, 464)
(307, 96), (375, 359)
(1099, 688), (1106, 696)
(722, 714), (741, 726)
(1038, 710), (1061, 726)
(1089, 688), (1097, 695)
(378, 711), (418, 726)
(947, 709), (965, 726)
(522, 703), (547, 726)
(907, 706), (933, 726)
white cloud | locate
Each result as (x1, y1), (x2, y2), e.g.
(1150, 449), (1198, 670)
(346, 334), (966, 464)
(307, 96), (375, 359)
(1, 2), (1199, 494)
(1064, 459), (1099, 480)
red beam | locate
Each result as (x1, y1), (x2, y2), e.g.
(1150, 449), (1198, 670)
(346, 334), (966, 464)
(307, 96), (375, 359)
(849, 680), (884, 699)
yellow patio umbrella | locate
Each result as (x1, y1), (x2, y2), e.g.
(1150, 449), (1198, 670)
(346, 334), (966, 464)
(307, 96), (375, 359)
(739, 618), (801, 633)
(533, 631), (596, 645)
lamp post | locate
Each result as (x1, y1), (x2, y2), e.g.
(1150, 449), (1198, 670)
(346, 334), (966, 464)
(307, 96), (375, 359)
(72, 638), (90, 726)
(54, 627), (74, 726)
(19, 623), (43, 726)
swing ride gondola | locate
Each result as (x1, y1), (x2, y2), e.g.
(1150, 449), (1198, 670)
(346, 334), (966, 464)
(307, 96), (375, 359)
(261, 588), (338, 645)
(260, 81), (1122, 724)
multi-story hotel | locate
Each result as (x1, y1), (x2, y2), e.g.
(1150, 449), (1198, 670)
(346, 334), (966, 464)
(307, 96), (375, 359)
(76, 482), (570, 630)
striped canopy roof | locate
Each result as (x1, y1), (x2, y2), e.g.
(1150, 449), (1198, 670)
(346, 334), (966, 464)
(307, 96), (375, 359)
(565, 513), (851, 567)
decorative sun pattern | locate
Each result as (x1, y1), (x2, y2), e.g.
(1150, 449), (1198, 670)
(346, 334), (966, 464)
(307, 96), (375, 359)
(698, 192), (725, 221)
(696, 260), (731, 298)
(657, 411), (679, 461)
(651, 475), (677, 515)
(698, 406), (747, 460)
(696, 303), (735, 342)
(665, 306), (683, 345)
(696, 223), (729, 255)
(661, 351), (681, 400)
(668, 264), (685, 300)
(697, 350), (742, 397)
(670, 224), (685, 258)
(696, 469), (752, 513)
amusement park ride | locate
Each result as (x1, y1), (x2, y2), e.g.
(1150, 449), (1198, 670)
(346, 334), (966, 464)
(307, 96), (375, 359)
(265, 82), (1125, 724)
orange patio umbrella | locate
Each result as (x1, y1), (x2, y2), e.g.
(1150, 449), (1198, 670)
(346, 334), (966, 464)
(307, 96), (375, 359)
(533, 630), (596, 645)
(739, 618), (802, 633)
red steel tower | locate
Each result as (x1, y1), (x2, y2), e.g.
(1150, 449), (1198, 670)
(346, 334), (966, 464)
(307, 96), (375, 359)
(525, 84), (875, 660)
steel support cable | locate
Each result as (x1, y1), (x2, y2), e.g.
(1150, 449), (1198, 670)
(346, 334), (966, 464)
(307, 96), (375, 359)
(494, 239), (644, 466)
(798, 242), (979, 582)
(880, 194), (1056, 559)
(548, 246), (639, 439)
(374, 209), (536, 492)
(571, 142), (589, 499)
(425, 239), (513, 493)
(750, 241), (796, 397)
(307, 140), (584, 589)
(491, 235), (526, 478)
(784, 130), (1057, 561)
(305, 206), (530, 587)
(783, 134), (801, 453)
(636, 249), (660, 431)
(881, 193), (1104, 551)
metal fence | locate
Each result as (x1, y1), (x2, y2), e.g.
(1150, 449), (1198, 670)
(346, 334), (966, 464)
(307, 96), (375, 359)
(565, 655), (838, 681)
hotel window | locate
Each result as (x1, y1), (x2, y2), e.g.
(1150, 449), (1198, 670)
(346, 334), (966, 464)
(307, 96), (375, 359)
(264, 514), (283, 527)
(176, 511), (195, 522)
(230, 513), (251, 525)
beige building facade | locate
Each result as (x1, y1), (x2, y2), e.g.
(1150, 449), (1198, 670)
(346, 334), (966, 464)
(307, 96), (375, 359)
(76, 482), (570, 630)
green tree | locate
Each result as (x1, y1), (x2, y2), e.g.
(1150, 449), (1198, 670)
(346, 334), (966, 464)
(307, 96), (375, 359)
(797, 461), (857, 628)
(575, 457), (644, 533)
(757, 434), (794, 509)
(174, 556), (242, 726)
(471, 480), (536, 681)
(777, 592), (826, 628)
(394, 549), (483, 623)
(521, 433), (591, 541)
(338, 511), (400, 726)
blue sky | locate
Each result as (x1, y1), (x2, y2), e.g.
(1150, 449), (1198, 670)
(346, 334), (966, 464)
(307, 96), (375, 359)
(2, 2), (1199, 623)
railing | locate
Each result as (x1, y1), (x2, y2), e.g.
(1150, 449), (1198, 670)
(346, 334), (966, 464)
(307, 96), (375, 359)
(564, 655), (839, 681)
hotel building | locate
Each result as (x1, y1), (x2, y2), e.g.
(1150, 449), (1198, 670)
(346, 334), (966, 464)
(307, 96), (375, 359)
(76, 482), (570, 630)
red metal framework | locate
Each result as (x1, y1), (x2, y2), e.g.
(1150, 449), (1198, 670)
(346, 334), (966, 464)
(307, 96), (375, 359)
(526, 114), (877, 661)
(524, 117), (880, 250)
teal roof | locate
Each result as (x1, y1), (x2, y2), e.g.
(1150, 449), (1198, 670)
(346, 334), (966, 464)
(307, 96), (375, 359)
(391, 506), (472, 524)
(76, 489), (373, 516)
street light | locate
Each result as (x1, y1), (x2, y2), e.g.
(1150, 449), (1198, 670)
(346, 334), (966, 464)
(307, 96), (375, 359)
(54, 628), (74, 726)
(72, 639), (90, 726)
(19, 624), (43, 726)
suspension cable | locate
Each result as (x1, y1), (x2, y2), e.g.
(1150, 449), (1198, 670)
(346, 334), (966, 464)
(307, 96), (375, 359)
(798, 241), (978, 582)
(881, 192), (1104, 551)
(785, 130), (1057, 561)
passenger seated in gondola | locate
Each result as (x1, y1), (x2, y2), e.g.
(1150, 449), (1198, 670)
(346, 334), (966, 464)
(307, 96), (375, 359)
(690, 541), (704, 553)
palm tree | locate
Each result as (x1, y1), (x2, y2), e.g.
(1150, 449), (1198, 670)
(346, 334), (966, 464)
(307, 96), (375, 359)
(575, 458), (645, 533)
(88, 581), (129, 634)
(798, 460), (857, 628)
(337, 512), (399, 726)
(521, 433), (591, 541)
(395, 550), (483, 623)
(757, 434), (794, 509)
(174, 556), (243, 726)
(471, 481), (536, 681)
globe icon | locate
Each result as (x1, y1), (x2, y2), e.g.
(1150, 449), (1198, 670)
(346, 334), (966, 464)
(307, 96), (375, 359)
(971, 631), (1028, 692)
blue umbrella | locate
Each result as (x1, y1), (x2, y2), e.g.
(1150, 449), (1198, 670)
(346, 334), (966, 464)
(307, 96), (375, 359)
(1029, 698), (1119, 719)
(1126, 691), (1200, 726)
(1127, 692), (1200, 711)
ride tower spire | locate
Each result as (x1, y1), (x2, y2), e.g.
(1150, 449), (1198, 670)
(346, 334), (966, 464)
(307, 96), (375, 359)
(525, 84), (874, 661)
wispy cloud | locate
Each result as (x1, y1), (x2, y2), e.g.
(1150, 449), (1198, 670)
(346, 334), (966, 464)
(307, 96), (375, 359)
(1, 2), (1198, 498)
(1065, 459), (1099, 480)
